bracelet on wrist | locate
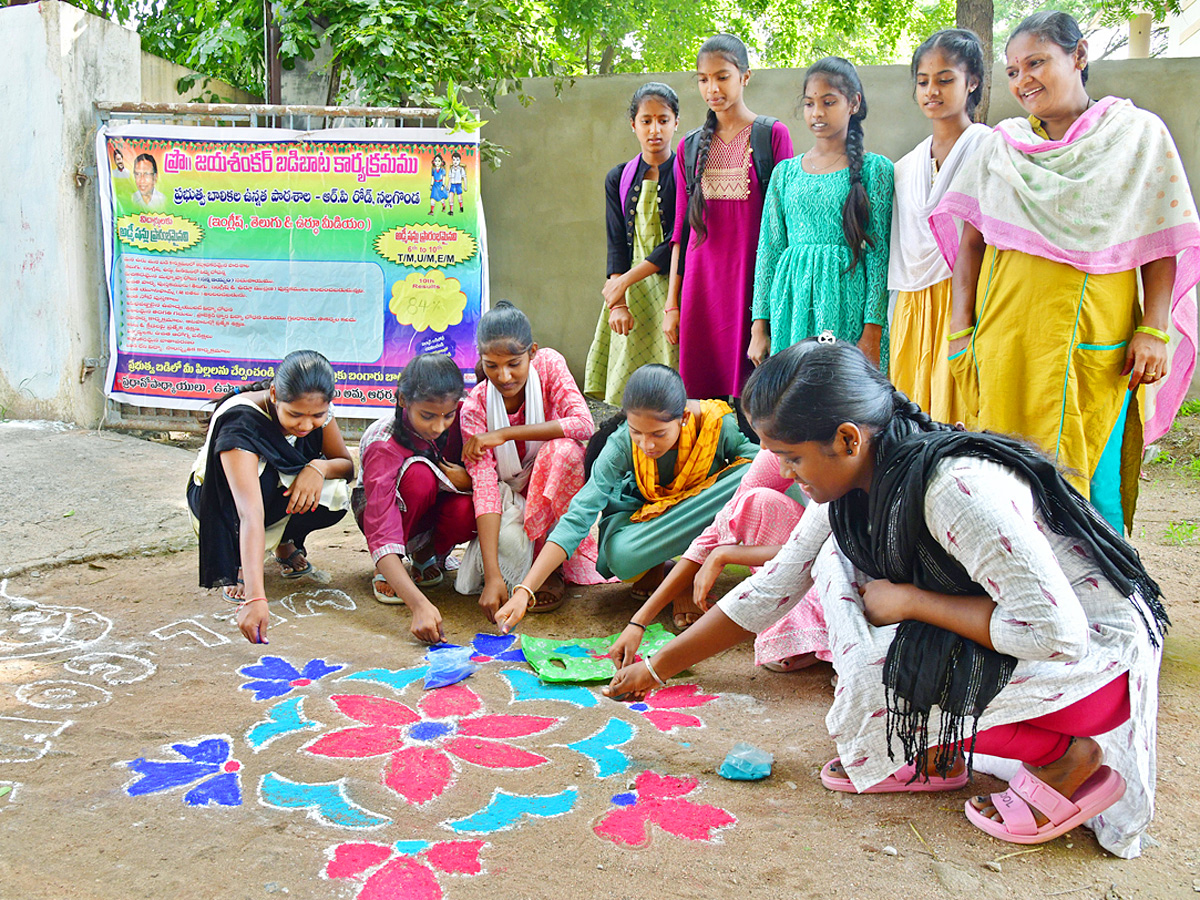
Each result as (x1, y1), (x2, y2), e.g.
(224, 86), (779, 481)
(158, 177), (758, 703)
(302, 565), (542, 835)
(610, 304), (629, 311)
(237, 597), (268, 610)
(627, 620), (646, 631)
(946, 326), (975, 342)
(304, 460), (324, 476)
(1135, 325), (1170, 344)
(642, 654), (667, 687)
(664, 306), (680, 312)
(512, 584), (535, 603)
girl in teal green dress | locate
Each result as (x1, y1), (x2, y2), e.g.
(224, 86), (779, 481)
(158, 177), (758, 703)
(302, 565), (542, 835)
(749, 57), (894, 371)
(493, 364), (758, 633)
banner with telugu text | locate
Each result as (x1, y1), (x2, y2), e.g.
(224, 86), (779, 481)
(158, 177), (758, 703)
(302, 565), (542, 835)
(97, 124), (486, 412)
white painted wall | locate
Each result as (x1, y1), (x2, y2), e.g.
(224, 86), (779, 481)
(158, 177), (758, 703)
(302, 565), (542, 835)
(0, 2), (139, 424)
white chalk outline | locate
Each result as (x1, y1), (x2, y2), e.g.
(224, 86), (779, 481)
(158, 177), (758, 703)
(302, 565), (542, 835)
(0, 716), (73, 763)
(63, 652), (157, 685)
(0, 580), (113, 660)
(150, 618), (232, 647)
(15, 679), (112, 710)
(279, 588), (356, 617)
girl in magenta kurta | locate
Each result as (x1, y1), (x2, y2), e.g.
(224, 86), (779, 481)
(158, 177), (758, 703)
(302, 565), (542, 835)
(666, 34), (793, 400)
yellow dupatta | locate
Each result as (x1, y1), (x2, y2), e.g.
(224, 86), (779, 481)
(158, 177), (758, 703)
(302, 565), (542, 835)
(630, 399), (750, 522)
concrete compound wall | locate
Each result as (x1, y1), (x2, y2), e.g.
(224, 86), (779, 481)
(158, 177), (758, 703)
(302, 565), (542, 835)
(480, 60), (1200, 388)
(2, 3), (1198, 427)
(0, 1), (254, 425)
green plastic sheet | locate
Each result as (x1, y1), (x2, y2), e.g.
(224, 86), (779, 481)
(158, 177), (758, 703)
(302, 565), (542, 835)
(520, 623), (676, 683)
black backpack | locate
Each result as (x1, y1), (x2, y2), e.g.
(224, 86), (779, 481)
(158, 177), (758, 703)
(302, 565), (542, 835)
(681, 114), (780, 198)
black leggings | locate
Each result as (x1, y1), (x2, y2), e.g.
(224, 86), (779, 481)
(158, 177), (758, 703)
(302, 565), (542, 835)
(188, 469), (346, 559)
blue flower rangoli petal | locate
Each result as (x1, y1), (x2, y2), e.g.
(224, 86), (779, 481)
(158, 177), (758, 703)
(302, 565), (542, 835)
(238, 656), (301, 682)
(299, 659), (344, 681)
(339, 666), (428, 694)
(566, 718), (635, 778)
(471, 633), (516, 657)
(629, 702), (649, 712)
(392, 840), (430, 857)
(125, 759), (219, 796)
(171, 737), (231, 765)
(240, 679), (297, 702)
(443, 788), (578, 834)
(496, 647), (527, 662)
(610, 792), (637, 807)
(500, 670), (598, 707)
(184, 770), (242, 807)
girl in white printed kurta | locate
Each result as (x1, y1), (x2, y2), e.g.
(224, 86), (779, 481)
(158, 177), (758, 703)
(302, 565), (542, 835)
(606, 336), (1167, 858)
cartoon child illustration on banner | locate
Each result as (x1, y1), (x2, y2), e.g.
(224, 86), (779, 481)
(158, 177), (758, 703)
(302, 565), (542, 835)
(448, 151), (467, 216)
(429, 152), (449, 216)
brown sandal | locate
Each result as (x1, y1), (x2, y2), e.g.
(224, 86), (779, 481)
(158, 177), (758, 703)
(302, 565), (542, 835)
(529, 568), (565, 613)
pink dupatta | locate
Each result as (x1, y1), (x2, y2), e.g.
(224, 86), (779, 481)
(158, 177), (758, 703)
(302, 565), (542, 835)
(930, 97), (1200, 443)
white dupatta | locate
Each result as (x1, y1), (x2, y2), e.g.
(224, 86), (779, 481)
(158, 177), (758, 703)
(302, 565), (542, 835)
(888, 123), (990, 293)
(487, 361), (544, 493)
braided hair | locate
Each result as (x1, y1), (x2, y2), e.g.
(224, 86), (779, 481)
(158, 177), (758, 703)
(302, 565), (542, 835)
(687, 34), (751, 243)
(911, 29), (986, 119)
(804, 57), (873, 274)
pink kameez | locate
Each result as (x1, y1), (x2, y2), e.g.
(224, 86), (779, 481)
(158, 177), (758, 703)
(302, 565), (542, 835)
(460, 348), (608, 584)
(681, 450), (828, 665)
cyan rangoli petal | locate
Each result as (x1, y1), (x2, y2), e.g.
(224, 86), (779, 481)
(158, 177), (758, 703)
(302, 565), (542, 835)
(565, 718), (635, 778)
(442, 787), (578, 834)
(499, 670), (597, 708)
(258, 772), (391, 829)
(338, 666), (428, 694)
(245, 696), (322, 752)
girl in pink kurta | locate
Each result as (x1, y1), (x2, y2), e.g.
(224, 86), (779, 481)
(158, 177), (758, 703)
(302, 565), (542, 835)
(352, 354), (476, 643)
(665, 34), (794, 401)
(607, 446), (829, 670)
(458, 301), (605, 621)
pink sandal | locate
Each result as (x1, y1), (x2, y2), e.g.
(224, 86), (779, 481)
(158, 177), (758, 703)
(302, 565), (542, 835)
(964, 764), (1125, 844)
(821, 757), (970, 793)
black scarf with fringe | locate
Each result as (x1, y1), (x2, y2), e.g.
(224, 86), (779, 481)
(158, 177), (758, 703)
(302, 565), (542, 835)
(829, 425), (1167, 775)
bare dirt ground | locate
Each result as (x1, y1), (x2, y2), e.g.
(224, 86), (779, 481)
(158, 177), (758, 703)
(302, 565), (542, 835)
(1, 423), (1199, 900)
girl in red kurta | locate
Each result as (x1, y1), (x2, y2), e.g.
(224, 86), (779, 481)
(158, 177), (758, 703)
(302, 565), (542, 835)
(353, 353), (476, 642)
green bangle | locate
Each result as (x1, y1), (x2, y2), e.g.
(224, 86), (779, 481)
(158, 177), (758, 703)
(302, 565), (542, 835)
(947, 326), (976, 342)
(1136, 325), (1170, 344)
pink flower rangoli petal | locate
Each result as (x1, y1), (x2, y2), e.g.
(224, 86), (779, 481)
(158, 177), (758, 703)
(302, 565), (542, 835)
(649, 797), (737, 841)
(325, 842), (392, 880)
(642, 709), (703, 732)
(455, 714), (558, 739)
(384, 746), (455, 806)
(305, 724), (407, 759)
(418, 684), (483, 719)
(359, 857), (441, 900)
(644, 683), (717, 710)
(445, 736), (548, 769)
(330, 693), (420, 727)
(593, 805), (654, 848)
(635, 770), (698, 800)
(423, 840), (485, 876)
